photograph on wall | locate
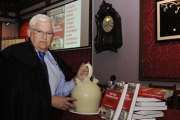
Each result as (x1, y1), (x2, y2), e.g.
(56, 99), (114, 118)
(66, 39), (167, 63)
(156, 0), (180, 42)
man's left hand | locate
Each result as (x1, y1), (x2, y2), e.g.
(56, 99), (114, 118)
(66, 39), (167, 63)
(76, 63), (89, 81)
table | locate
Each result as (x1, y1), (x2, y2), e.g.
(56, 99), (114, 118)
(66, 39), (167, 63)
(54, 109), (103, 120)
(157, 108), (180, 120)
(54, 108), (180, 120)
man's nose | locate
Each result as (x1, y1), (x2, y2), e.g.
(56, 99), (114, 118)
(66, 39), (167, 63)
(43, 32), (47, 39)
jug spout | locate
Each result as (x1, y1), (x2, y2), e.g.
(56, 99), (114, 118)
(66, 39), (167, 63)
(93, 78), (99, 84)
(75, 77), (81, 84)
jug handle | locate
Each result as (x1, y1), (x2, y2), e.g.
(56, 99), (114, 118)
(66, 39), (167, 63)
(82, 63), (93, 79)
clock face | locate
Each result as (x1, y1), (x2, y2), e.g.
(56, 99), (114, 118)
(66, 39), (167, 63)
(102, 16), (114, 32)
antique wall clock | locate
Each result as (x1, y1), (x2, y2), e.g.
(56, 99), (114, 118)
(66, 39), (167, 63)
(94, 0), (123, 53)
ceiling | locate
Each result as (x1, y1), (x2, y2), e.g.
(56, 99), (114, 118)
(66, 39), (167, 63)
(0, 0), (67, 22)
(0, 0), (42, 11)
(0, 0), (45, 19)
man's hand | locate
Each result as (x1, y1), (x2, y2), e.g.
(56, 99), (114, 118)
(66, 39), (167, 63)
(52, 96), (77, 110)
(76, 63), (89, 81)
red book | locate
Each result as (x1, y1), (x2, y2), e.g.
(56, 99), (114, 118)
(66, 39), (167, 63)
(117, 83), (140, 120)
(99, 82), (128, 120)
(138, 86), (173, 99)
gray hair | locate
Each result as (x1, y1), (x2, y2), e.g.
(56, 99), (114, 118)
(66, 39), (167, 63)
(29, 14), (54, 31)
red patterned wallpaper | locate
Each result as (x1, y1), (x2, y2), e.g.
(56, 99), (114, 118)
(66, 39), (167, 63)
(55, 49), (91, 72)
(140, 0), (180, 80)
(19, 21), (91, 73)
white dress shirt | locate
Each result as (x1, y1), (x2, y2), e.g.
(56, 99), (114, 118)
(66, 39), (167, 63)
(35, 49), (74, 96)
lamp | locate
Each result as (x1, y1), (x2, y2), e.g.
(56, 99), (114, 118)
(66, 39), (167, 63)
(5, 22), (9, 26)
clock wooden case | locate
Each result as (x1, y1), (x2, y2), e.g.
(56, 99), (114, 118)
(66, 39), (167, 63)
(94, 0), (123, 53)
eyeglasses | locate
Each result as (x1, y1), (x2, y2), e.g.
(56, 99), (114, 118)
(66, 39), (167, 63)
(31, 29), (54, 37)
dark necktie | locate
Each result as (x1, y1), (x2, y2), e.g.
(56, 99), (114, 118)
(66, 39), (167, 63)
(38, 51), (48, 78)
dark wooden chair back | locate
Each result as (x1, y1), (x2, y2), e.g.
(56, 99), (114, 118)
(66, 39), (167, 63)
(174, 90), (180, 109)
(149, 83), (176, 90)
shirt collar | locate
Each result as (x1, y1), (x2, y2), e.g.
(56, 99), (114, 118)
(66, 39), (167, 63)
(34, 48), (49, 56)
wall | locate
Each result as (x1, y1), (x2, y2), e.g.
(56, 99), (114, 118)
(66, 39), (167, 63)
(2, 23), (18, 37)
(92, 0), (180, 88)
(2, 0), (180, 88)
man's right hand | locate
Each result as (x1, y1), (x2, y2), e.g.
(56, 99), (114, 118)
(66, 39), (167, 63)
(52, 96), (77, 111)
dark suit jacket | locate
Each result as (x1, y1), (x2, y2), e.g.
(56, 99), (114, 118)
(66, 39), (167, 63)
(0, 41), (75, 120)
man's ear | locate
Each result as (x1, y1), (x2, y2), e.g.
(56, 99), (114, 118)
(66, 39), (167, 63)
(27, 28), (31, 37)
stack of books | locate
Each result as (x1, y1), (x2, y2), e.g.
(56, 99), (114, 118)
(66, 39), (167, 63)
(132, 86), (174, 120)
(99, 82), (128, 120)
(99, 81), (140, 120)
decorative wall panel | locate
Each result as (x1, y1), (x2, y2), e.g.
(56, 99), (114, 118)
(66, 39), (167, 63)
(139, 0), (180, 82)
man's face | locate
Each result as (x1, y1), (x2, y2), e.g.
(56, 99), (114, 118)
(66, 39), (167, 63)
(28, 20), (54, 52)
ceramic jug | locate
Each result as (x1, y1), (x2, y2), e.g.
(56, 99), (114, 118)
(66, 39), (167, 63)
(71, 63), (102, 113)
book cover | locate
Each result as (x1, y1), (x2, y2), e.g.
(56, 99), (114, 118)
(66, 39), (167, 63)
(136, 97), (161, 102)
(134, 106), (167, 111)
(134, 111), (162, 115)
(132, 118), (156, 120)
(99, 82), (128, 120)
(132, 113), (163, 119)
(138, 86), (173, 99)
(117, 83), (140, 120)
(135, 101), (166, 106)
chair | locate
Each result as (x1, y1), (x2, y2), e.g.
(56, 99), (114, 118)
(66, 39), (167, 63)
(149, 83), (176, 109)
(174, 90), (180, 109)
(149, 83), (176, 90)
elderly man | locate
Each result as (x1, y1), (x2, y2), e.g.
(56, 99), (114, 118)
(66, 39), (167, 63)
(0, 14), (87, 120)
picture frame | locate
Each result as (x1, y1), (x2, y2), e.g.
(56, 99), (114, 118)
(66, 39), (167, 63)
(155, 0), (180, 42)
(139, 0), (180, 82)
